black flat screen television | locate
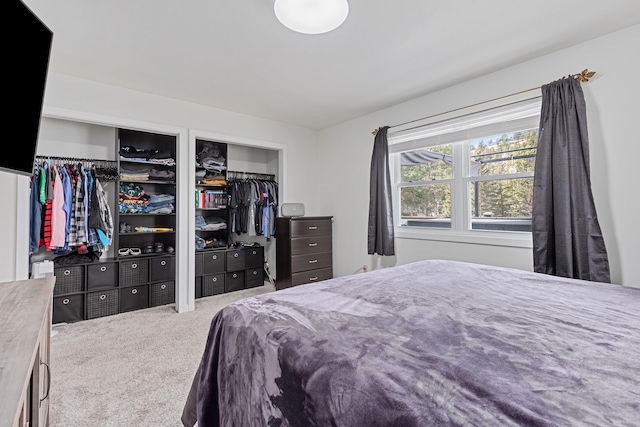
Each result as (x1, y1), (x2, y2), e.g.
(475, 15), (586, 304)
(1, 1), (53, 177)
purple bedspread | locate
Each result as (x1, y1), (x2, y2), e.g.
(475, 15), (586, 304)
(182, 260), (640, 426)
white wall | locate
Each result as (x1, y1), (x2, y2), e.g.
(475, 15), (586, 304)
(316, 25), (640, 287)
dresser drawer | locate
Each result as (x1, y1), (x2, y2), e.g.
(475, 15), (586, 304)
(290, 235), (332, 255)
(202, 250), (225, 274)
(291, 252), (332, 273)
(149, 256), (175, 283)
(290, 219), (332, 237)
(292, 267), (333, 287)
(87, 262), (118, 290)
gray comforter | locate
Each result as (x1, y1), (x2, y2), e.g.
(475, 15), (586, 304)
(182, 260), (640, 426)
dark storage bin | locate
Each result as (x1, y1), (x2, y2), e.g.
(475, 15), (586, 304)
(226, 250), (245, 272)
(203, 250), (225, 274)
(225, 271), (245, 292)
(53, 266), (84, 295)
(245, 268), (263, 289)
(203, 273), (225, 297)
(150, 281), (175, 307)
(150, 256), (175, 283)
(195, 276), (203, 299)
(245, 247), (264, 269)
(87, 262), (118, 290)
(86, 289), (119, 319)
(53, 294), (84, 324)
(119, 259), (149, 286)
(120, 285), (149, 313)
(195, 252), (204, 276)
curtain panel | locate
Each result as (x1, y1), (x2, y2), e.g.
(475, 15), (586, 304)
(532, 77), (610, 283)
(368, 126), (395, 256)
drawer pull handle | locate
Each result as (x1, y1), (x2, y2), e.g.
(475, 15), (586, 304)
(308, 242), (318, 247)
(132, 289), (138, 295)
(309, 259), (318, 264)
(212, 255), (217, 260)
(40, 361), (51, 403)
(64, 270), (71, 276)
(233, 273), (238, 278)
(161, 260), (167, 266)
(252, 250), (257, 255)
(132, 263), (138, 269)
(212, 277), (217, 282)
(308, 226), (318, 230)
(62, 298), (70, 305)
(309, 277), (318, 281)
(161, 284), (167, 290)
(253, 270), (257, 275)
(101, 266), (107, 272)
(100, 294), (107, 300)
(234, 253), (239, 258)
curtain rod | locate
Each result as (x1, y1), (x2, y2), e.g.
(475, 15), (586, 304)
(372, 68), (596, 136)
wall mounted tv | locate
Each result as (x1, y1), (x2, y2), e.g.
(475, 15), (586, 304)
(1, 1), (53, 177)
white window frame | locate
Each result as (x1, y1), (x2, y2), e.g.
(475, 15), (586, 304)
(388, 97), (541, 248)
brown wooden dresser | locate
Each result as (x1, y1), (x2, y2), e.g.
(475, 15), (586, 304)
(275, 216), (333, 290)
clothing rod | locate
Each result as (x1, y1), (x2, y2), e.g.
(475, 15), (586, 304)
(372, 69), (596, 136)
(35, 155), (117, 163)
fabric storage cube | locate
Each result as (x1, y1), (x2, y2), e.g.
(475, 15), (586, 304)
(202, 250), (225, 274)
(119, 259), (149, 286)
(225, 271), (245, 292)
(226, 250), (245, 272)
(150, 281), (175, 307)
(195, 276), (203, 299)
(150, 256), (175, 283)
(53, 265), (85, 295)
(86, 289), (119, 319)
(245, 246), (264, 269)
(53, 294), (84, 323)
(120, 285), (149, 313)
(87, 262), (118, 290)
(203, 273), (225, 297)
(195, 251), (204, 276)
(245, 268), (263, 289)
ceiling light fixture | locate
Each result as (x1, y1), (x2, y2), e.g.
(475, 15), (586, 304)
(274, 0), (349, 35)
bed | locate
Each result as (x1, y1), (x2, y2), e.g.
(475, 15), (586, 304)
(181, 259), (640, 427)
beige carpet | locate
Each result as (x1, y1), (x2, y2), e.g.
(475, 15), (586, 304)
(49, 283), (276, 427)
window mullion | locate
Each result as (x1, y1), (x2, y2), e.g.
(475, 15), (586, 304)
(451, 142), (467, 231)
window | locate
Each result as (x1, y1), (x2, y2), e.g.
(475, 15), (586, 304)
(389, 97), (541, 245)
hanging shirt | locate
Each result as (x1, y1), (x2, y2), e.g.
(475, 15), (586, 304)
(49, 166), (67, 249)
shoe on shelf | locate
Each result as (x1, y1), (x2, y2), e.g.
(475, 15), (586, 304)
(143, 242), (154, 254)
(166, 246), (175, 253)
(155, 242), (165, 253)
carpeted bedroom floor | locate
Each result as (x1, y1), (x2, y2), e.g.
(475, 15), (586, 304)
(48, 283), (276, 427)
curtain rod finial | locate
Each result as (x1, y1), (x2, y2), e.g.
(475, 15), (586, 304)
(574, 69), (596, 82)
(372, 128), (379, 136)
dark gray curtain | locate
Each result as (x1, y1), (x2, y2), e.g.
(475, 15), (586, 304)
(532, 77), (610, 282)
(368, 126), (395, 255)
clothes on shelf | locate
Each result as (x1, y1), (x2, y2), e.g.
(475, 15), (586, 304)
(29, 160), (114, 256)
(196, 141), (227, 176)
(228, 179), (278, 239)
(119, 183), (175, 214)
(119, 145), (176, 166)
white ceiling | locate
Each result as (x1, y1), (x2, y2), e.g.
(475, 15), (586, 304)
(22, 0), (640, 130)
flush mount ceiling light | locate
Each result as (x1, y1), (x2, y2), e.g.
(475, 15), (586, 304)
(274, 0), (349, 34)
